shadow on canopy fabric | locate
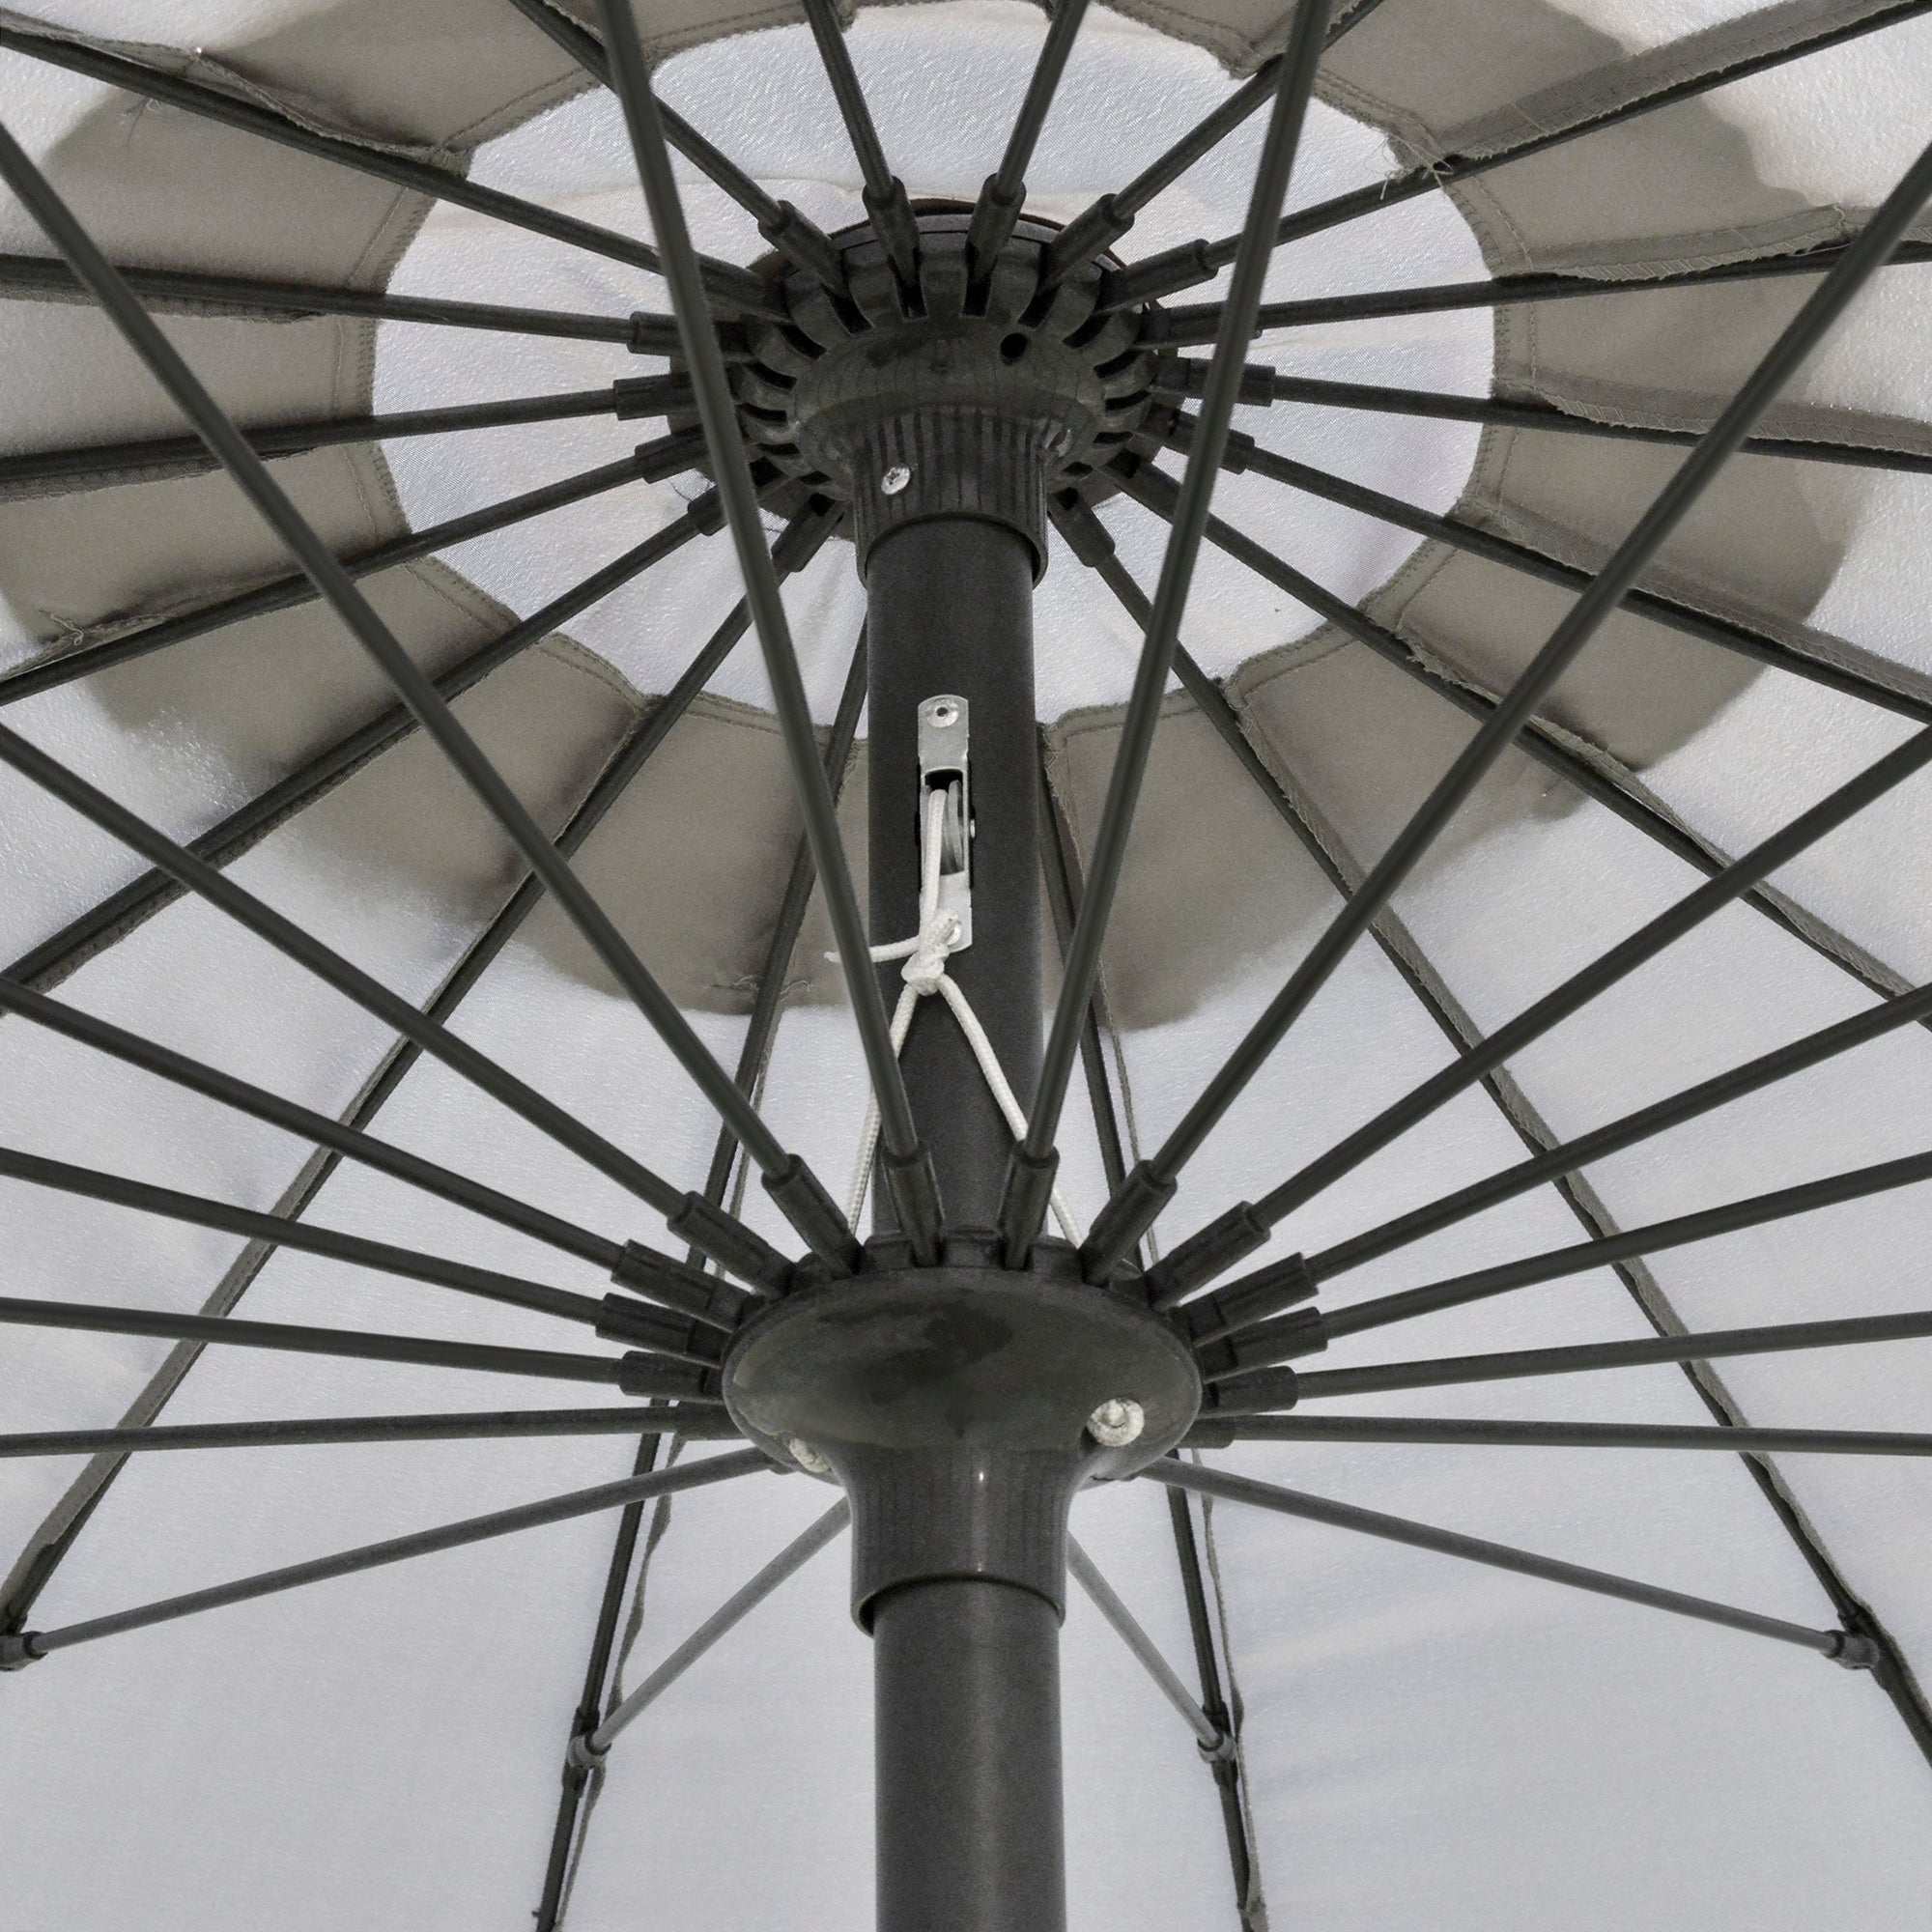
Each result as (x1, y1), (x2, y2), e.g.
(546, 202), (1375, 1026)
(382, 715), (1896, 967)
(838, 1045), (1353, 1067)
(2, 0), (1932, 1927)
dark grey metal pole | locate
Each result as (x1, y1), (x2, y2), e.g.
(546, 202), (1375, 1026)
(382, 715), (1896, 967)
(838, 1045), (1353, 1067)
(866, 516), (1041, 1230)
(865, 510), (1055, 1929)
(873, 1578), (1065, 1932)
(862, 518), (1059, 1932)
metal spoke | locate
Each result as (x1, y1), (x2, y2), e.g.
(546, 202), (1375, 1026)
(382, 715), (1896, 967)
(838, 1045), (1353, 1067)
(1109, 463), (1932, 1068)
(0, 21), (777, 318)
(1066, 1537), (1228, 1753)
(966, 0), (1093, 279)
(1188, 1414), (1932, 1456)
(499, 0), (845, 292)
(596, 0), (926, 1262)
(1311, 979), (1932, 1286)
(1001, 0), (1338, 1267)
(1305, 1146), (1932, 1350)
(1037, 731), (1131, 1201)
(7, 499), (720, 991)
(0, 1407), (670, 1459)
(0, 126), (856, 1269)
(0, 440), (699, 707)
(799, 0), (921, 279)
(1160, 1483), (1258, 1917)
(1152, 239), (1932, 347)
(1102, 0), (1932, 307)
(534, 1426), (668, 1931)
(1058, 502), (1653, 1314)
(0, 377), (688, 495)
(0, 1142), (644, 1334)
(1232, 712), (1932, 1264)
(1141, 1461), (1863, 1661)
(581, 1500), (850, 1756)
(0, 1291), (632, 1385)
(1041, 0), (1390, 285)
(1082, 137), (1932, 1282)
(0, 1449), (769, 1666)
(0, 977), (629, 1270)
(0, 248), (648, 343)
(1153, 359), (1932, 479)
(0, 711), (725, 1238)
(532, 639), (863, 1927)
(1143, 421), (1932, 724)
(694, 629), (870, 1218)
(1288, 1307), (1932, 1402)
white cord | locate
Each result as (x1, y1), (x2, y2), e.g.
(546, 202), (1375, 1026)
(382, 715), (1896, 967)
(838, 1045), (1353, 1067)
(835, 788), (1081, 1242)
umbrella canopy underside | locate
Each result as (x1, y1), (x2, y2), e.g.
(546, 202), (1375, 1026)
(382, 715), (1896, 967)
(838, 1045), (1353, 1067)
(2, 0), (1932, 1924)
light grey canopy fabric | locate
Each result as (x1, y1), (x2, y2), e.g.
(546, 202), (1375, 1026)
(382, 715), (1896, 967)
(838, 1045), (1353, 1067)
(2, 0), (1932, 1924)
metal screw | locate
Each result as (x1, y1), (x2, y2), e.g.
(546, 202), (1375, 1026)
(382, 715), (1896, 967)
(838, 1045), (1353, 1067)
(880, 465), (912, 496)
(1087, 1398), (1145, 1448)
(786, 1435), (833, 1476)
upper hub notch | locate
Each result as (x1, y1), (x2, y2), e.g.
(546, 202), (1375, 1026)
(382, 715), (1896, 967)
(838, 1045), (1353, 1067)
(733, 209), (1155, 574)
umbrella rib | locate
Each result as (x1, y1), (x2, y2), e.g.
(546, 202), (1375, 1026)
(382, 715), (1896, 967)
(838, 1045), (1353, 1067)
(1159, 1483), (1259, 1917)
(1155, 238), (1932, 345)
(1294, 1148), (1932, 1351)
(0, 1142), (644, 1335)
(0, 1407), (670, 1459)
(1154, 361), (1932, 479)
(798, 0), (921, 279)
(1141, 424), (1932, 725)
(0, 379), (688, 495)
(0, 1291), (633, 1385)
(1189, 1415), (1932, 1456)
(1061, 514), (1675, 1305)
(1066, 1537), (1228, 1753)
(1079, 136), (1932, 1282)
(498, 0), (847, 294)
(1063, 521), (1932, 1745)
(965, 0), (1094, 278)
(0, 127), (860, 1269)
(0, 978), (627, 1271)
(582, 1500), (850, 1754)
(1140, 1462), (1861, 1660)
(1202, 710), (1932, 1284)
(694, 628), (871, 1218)
(1036, 734), (1133, 1201)
(1101, 0), (1932, 307)
(0, 439), (698, 707)
(1288, 1308), (1932, 1401)
(1311, 980), (1932, 1286)
(0, 714), (737, 1249)
(0, 248), (646, 341)
(1000, 0), (1339, 1267)
(1108, 467), (1932, 1065)
(596, 0), (922, 1264)
(1041, 0), (1390, 285)
(4, 498), (723, 992)
(0, 1450), (770, 1666)
(533, 1426), (670, 1932)
(527, 646), (866, 1924)
(0, 20), (777, 318)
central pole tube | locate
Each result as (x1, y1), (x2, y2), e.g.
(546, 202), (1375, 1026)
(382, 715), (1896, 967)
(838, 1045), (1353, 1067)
(863, 511), (1064, 1932)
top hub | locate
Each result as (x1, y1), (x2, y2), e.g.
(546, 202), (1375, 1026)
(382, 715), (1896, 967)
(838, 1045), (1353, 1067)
(731, 208), (1156, 575)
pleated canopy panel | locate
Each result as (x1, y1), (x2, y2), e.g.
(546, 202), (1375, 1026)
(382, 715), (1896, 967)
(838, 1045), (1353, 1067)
(2, 0), (1932, 1925)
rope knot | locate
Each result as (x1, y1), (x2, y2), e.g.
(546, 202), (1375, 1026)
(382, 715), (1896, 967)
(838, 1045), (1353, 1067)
(899, 910), (961, 995)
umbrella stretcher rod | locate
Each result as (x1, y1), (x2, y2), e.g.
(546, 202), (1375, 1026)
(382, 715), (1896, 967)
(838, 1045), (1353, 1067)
(1089, 130), (1932, 1297)
(570, 1500), (851, 1764)
(1143, 1462), (1878, 1667)
(0, 1450), (772, 1667)
(1066, 1539), (1230, 1756)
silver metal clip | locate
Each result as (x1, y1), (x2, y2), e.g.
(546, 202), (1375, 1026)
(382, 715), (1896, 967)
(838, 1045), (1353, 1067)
(917, 695), (972, 951)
